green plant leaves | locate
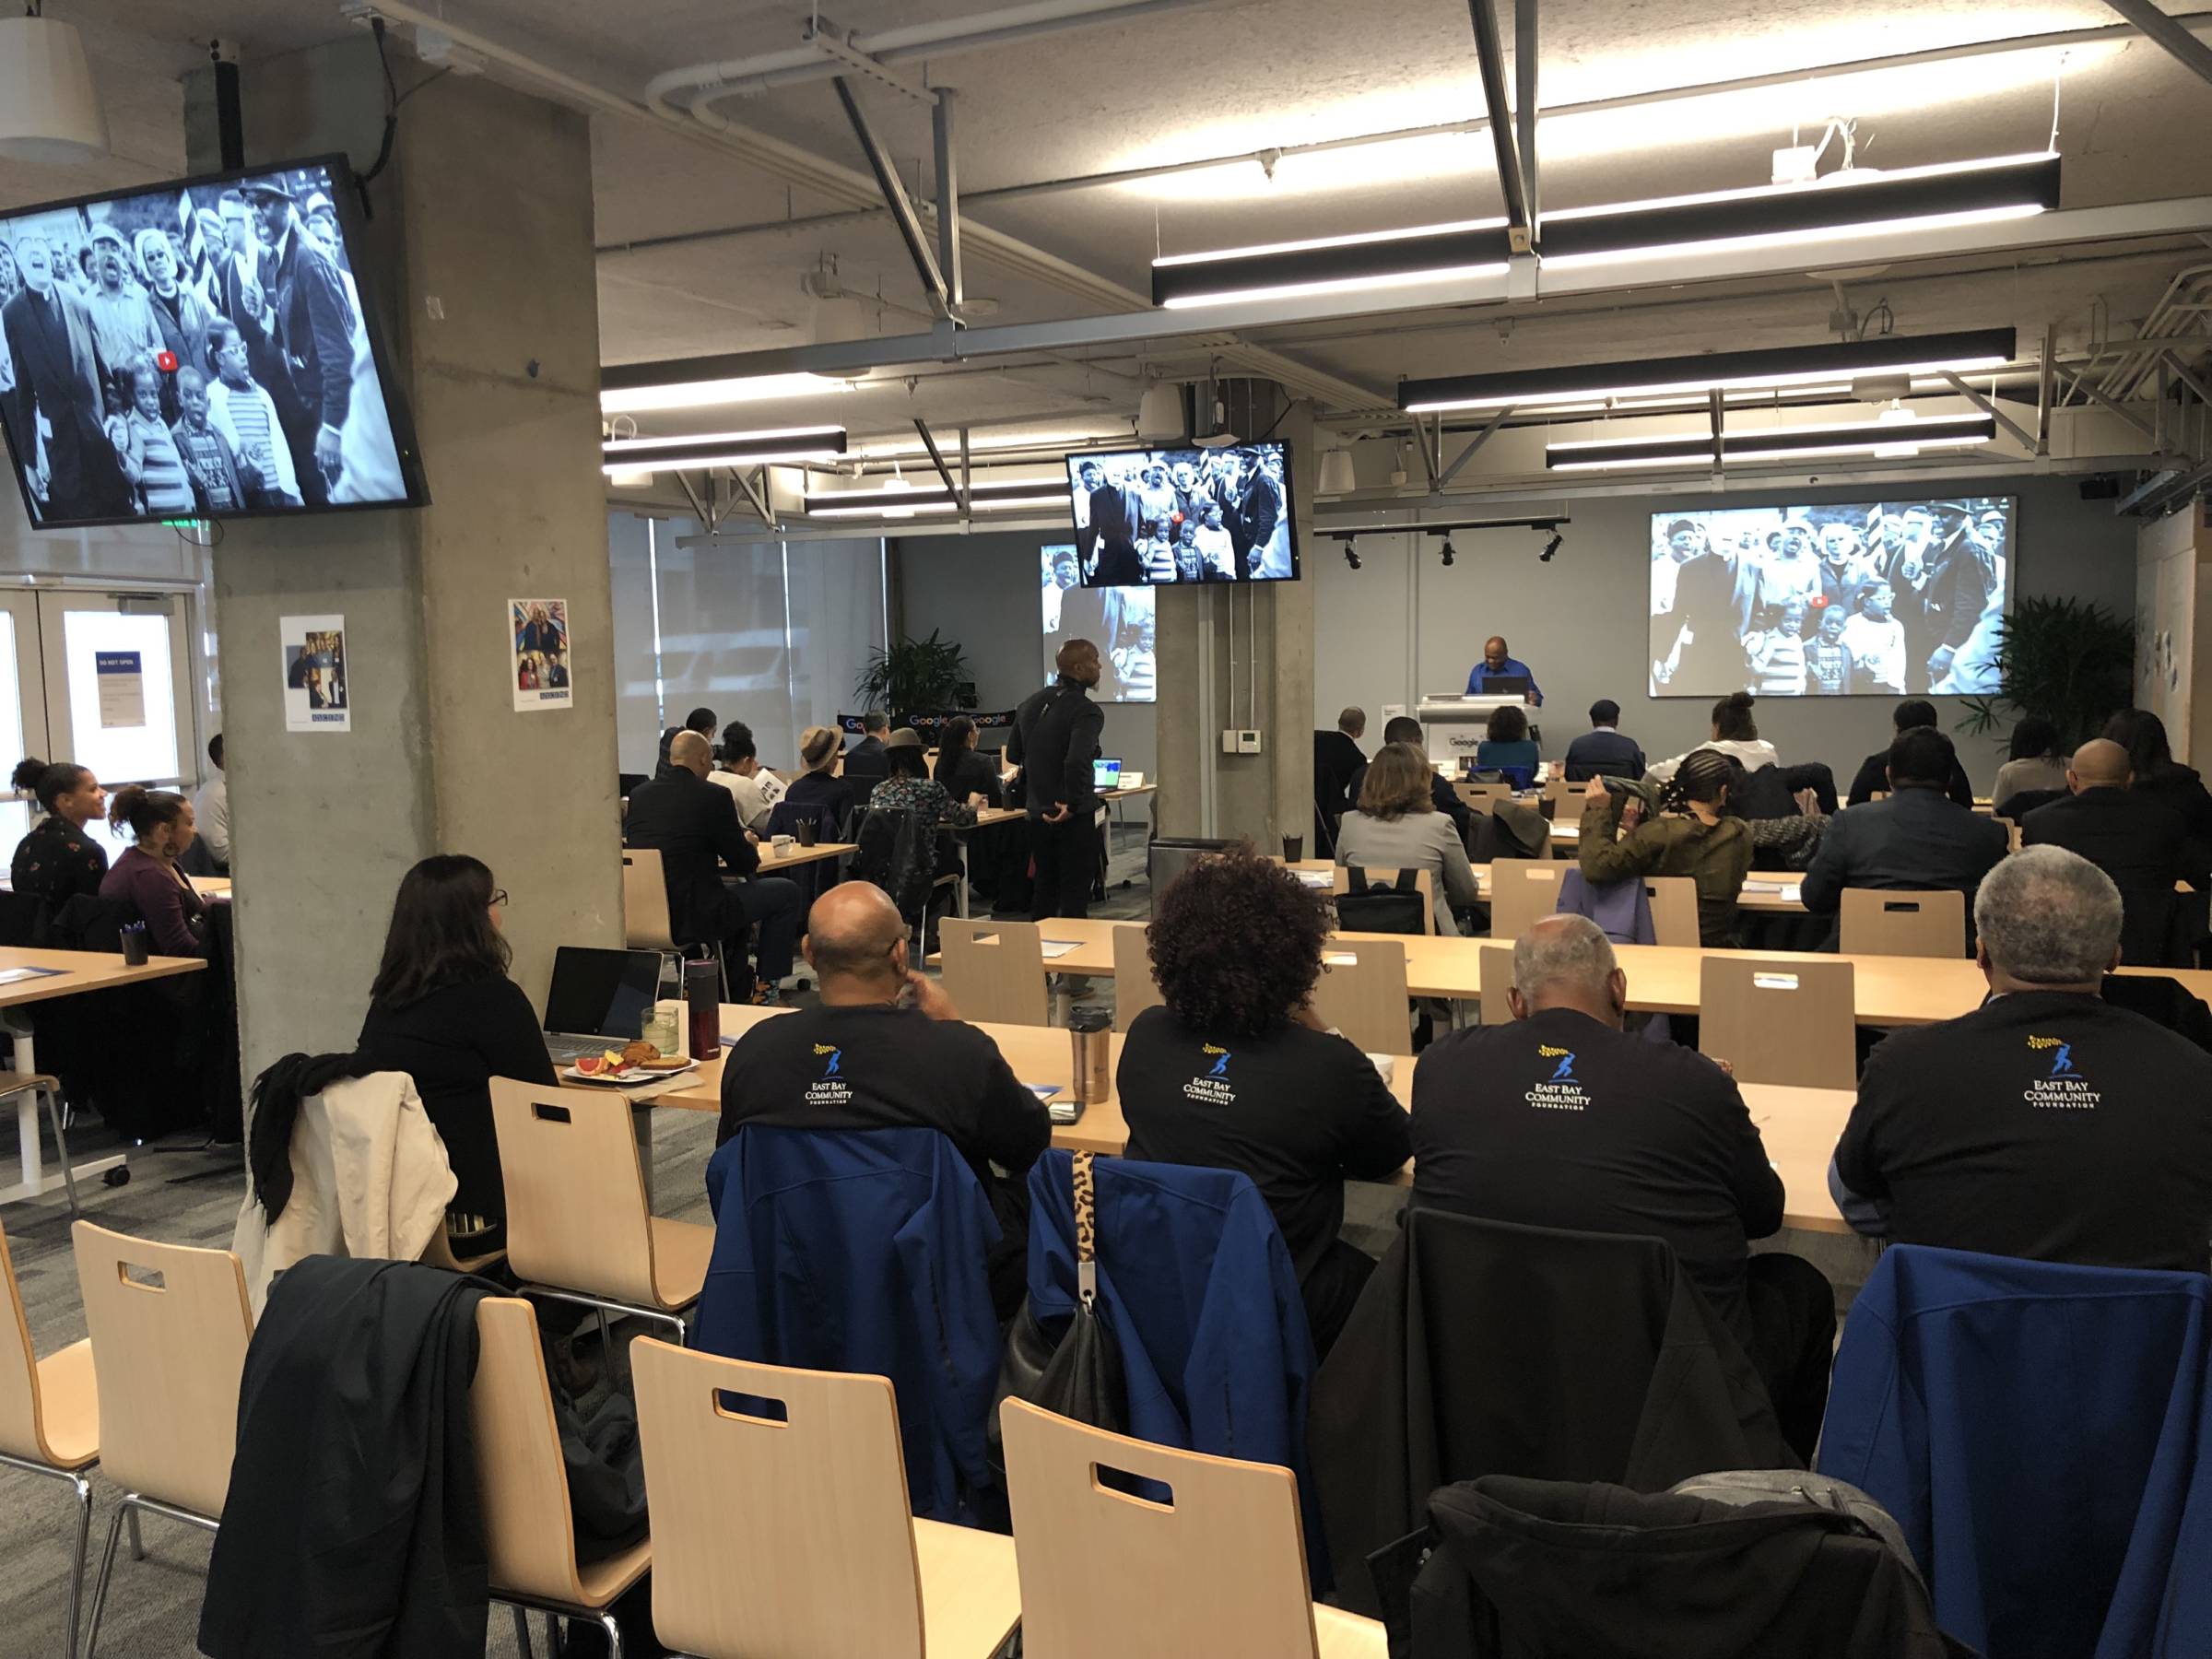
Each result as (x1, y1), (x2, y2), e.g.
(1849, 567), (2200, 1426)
(1954, 596), (2136, 749)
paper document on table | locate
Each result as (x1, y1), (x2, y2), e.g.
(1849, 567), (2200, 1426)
(1323, 951), (1359, 966)
(1040, 940), (1084, 959)
(1023, 1082), (1063, 1100)
(0, 967), (65, 984)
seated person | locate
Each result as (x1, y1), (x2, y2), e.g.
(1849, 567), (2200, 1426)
(356, 854), (556, 1250)
(626, 729), (803, 1005)
(870, 727), (981, 834)
(841, 710), (892, 794)
(2104, 708), (2212, 872)
(1649, 693), (1836, 815)
(1346, 716), (1474, 842)
(1801, 726), (2007, 935)
(10, 759), (111, 921)
(932, 714), (1005, 810)
(1335, 742), (1482, 935)
(1991, 717), (2068, 812)
(2022, 738), (2194, 966)
(99, 786), (210, 959)
(718, 883), (1051, 1318)
(1562, 700), (1645, 782)
(1576, 747), (1751, 946)
(783, 724), (854, 832)
(1410, 914), (1834, 1460)
(1831, 845), (2212, 1273)
(709, 720), (781, 834)
(1845, 700), (1975, 806)
(1474, 703), (1540, 790)
(1117, 848), (1411, 1355)
(657, 705), (718, 772)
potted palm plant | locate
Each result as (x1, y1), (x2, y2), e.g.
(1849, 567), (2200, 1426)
(852, 630), (976, 726)
(1955, 595), (2136, 749)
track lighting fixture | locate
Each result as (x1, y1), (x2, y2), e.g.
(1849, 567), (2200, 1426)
(1440, 538), (1456, 568)
(1540, 532), (1564, 562)
(1344, 540), (1362, 571)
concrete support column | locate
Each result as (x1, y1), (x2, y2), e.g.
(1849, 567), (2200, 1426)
(186, 40), (619, 1080)
(1155, 386), (1316, 848)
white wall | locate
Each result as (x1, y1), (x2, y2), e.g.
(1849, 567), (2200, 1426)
(1313, 475), (2139, 792)
(894, 531), (1160, 781)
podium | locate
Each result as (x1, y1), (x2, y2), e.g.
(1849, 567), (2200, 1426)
(1418, 692), (1537, 769)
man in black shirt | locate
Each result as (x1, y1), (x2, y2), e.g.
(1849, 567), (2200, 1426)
(1844, 699), (1975, 806)
(720, 881), (1052, 1316)
(1562, 700), (1647, 782)
(1007, 639), (1106, 920)
(2022, 738), (2196, 966)
(1313, 706), (1368, 848)
(1803, 725), (2007, 945)
(1832, 845), (2212, 1273)
(841, 710), (891, 794)
(1411, 913), (1835, 1457)
(656, 705), (718, 772)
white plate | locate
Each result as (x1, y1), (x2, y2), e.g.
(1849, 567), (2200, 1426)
(561, 1060), (700, 1087)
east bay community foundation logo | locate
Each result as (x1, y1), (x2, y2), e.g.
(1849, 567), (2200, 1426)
(806, 1042), (852, 1107)
(1526, 1043), (1591, 1112)
(2024, 1035), (2098, 1109)
(1185, 1043), (1236, 1107)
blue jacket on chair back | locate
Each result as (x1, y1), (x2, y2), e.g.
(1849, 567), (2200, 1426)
(1025, 1149), (1328, 1584)
(1817, 1244), (2212, 1659)
(700, 1125), (1003, 1524)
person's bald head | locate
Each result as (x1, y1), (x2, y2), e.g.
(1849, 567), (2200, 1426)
(1508, 914), (1627, 1026)
(803, 882), (909, 991)
(2068, 737), (2132, 793)
(1484, 636), (1510, 669)
(1055, 638), (1101, 687)
(668, 730), (712, 776)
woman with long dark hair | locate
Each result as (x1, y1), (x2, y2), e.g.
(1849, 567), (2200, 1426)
(9, 759), (110, 916)
(1991, 716), (2067, 812)
(1578, 747), (1752, 945)
(98, 785), (209, 958)
(2103, 709), (2212, 854)
(931, 714), (1004, 809)
(355, 854), (556, 1238)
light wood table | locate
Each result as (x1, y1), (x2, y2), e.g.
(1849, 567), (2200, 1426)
(950, 916), (2212, 1026)
(756, 840), (854, 872)
(0, 947), (207, 1204)
(188, 876), (231, 901)
(656, 1006), (1850, 1233)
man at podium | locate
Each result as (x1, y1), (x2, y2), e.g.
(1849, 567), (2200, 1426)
(1465, 634), (1543, 706)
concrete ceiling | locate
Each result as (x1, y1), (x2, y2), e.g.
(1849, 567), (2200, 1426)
(9, 0), (2212, 469)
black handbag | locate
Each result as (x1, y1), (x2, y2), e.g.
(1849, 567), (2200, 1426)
(988, 1150), (1127, 1472)
(1335, 866), (1427, 935)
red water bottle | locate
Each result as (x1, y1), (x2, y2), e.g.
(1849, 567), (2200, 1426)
(686, 959), (721, 1063)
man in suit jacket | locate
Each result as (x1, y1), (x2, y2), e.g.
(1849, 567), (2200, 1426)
(1801, 727), (2009, 944)
(841, 711), (892, 795)
(2023, 739), (2197, 966)
(241, 181), (357, 506)
(624, 731), (803, 1003)
(1313, 707), (1367, 851)
(1563, 700), (1647, 782)
(1, 232), (126, 524)
(1844, 699), (1975, 806)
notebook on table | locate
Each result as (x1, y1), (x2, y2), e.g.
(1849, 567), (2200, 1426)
(542, 946), (665, 1063)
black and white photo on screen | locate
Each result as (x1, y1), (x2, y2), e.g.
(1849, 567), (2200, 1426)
(0, 159), (415, 529)
(1065, 441), (1295, 587)
(1041, 542), (1155, 703)
(1648, 496), (2014, 700)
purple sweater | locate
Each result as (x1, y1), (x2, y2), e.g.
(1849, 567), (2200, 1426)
(99, 846), (210, 959)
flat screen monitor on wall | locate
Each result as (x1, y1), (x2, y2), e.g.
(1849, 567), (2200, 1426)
(1064, 441), (1298, 585)
(0, 154), (427, 531)
(1041, 542), (1155, 703)
(1648, 495), (2016, 698)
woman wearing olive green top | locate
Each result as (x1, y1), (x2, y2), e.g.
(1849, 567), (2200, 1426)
(1577, 747), (1752, 946)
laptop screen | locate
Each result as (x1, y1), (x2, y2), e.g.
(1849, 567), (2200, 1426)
(543, 947), (664, 1041)
(1093, 758), (1123, 789)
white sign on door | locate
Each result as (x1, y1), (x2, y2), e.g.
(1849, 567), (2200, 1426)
(95, 651), (146, 729)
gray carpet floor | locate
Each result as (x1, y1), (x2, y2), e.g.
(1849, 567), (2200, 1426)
(0, 824), (1865, 1653)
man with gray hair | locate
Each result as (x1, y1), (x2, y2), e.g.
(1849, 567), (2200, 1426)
(1833, 844), (2212, 1272)
(1411, 913), (1836, 1457)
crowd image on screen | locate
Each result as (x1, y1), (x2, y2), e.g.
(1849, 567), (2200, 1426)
(0, 163), (411, 527)
(1040, 542), (1156, 703)
(1065, 443), (1293, 586)
(1648, 498), (2013, 699)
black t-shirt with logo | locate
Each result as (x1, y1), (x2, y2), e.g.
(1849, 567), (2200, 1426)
(1410, 1006), (1783, 1347)
(1835, 990), (2212, 1273)
(717, 1003), (1052, 1197)
(1116, 1006), (1413, 1280)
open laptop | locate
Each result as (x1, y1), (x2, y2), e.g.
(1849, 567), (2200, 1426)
(1093, 757), (1124, 790)
(542, 946), (665, 1063)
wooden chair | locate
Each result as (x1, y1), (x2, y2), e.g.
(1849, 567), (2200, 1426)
(1453, 781), (1510, 815)
(420, 1218), (506, 1277)
(999, 1397), (1384, 1658)
(0, 1075), (80, 1218)
(1698, 959), (1857, 1088)
(1478, 945), (1516, 1026)
(474, 1297), (652, 1655)
(621, 847), (677, 951)
(1310, 938), (1410, 1055)
(938, 918), (1051, 1027)
(1839, 888), (1967, 959)
(1642, 877), (1700, 947)
(1488, 861), (1565, 939)
(632, 1339), (1020, 1658)
(1332, 865), (1439, 935)
(72, 1221), (253, 1658)
(0, 1218), (99, 1658)
(1112, 923), (1163, 1032)
(489, 1079), (713, 1350)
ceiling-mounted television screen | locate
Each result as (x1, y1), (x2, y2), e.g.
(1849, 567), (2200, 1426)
(1649, 495), (2015, 698)
(0, 154), (426, 531)
(1065, 441), (1299, 585)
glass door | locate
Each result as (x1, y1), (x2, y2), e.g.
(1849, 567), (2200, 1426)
(34, 591), (195, 862)
(0, 593), (50, 852)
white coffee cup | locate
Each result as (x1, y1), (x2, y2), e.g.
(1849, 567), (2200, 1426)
(771, 833), (794, 854)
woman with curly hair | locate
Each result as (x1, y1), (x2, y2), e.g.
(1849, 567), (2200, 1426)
(1117, 845), (1412, 1354)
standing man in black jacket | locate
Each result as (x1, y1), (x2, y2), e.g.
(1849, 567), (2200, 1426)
(1009, 639), (1106, 920)
(624, 730), (803, 1003)
(2022, 738), (2196, 965)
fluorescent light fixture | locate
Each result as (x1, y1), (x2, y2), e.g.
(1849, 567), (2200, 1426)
(805, 478), (1065, 518)
(1545, 411), (1996, 472)
(599, 425), (847, 475)
(606, 467), (655, 489)
(1152, 217), (1512, 309)
(599, 372), (856, 415)
(1404, 328), (2016, 414)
